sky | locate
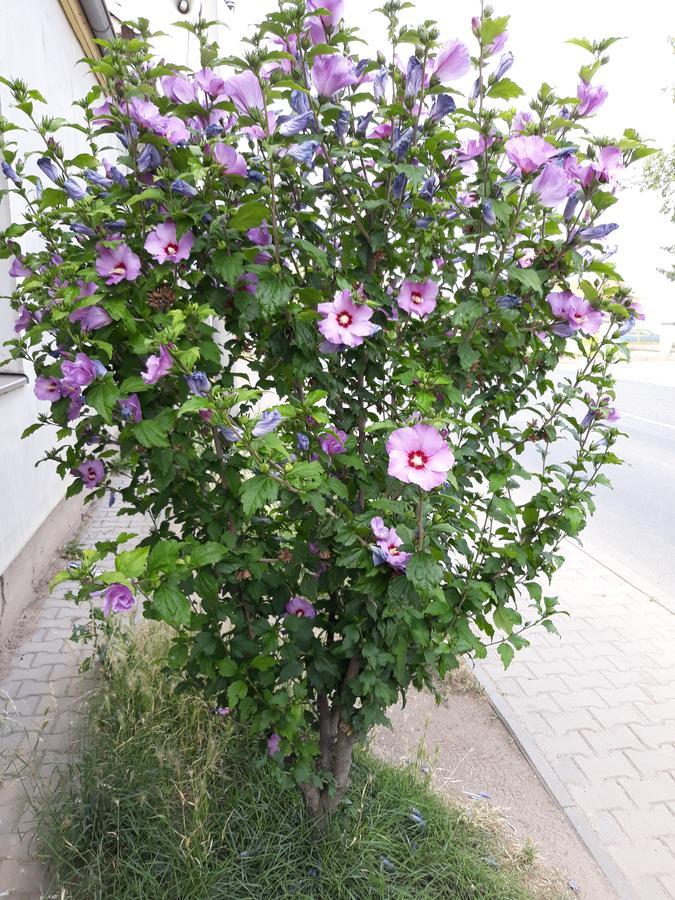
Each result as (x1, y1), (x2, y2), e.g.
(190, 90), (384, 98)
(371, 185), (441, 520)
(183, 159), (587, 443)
(115, 0), (675, 326)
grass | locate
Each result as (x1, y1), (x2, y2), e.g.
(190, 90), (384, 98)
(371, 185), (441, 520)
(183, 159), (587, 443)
(36, 629), (553, 899)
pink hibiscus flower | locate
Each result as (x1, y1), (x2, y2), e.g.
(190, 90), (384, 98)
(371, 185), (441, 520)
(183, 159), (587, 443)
(141, 344), (173, 384)
(397, 279), (439, 319)
(144, 221), (193, 264)
(386, 424), (455, 491)
(317, 290), (378, 348)
(95, 243), (141, 284)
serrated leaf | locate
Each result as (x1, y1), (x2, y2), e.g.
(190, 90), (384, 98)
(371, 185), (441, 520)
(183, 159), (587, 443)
(226, 679), (248, 708)
(256, 274), (293, 316)
(229, 200), (268, 231)
(487, 78), (524, 101)
(239, 474), (280, 516)
(190, 542), (227, 567)
(153, 581), (191, 628)
(218, 658), (238, 676)
(115, 546), (149, 579)
(498, 643), (515, 668)
(87, 376), (119, 424)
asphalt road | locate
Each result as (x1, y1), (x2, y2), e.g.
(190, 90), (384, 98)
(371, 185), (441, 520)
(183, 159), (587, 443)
(578, 369), (675, 596)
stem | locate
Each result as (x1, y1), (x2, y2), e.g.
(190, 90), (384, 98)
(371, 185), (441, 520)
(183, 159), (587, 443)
(416, 489), (425, 551)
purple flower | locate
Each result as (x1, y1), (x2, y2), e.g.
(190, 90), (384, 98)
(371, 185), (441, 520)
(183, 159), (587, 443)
(335, 108), (350, 139)
(125, 97), (163, 129)
(511, 111), (533, 135)
(318, 290), (378, 349)
(433, 39), (471, 84)
(37, 157), (59, 183)
(252, 409), (282, 436)
(215, 706), (231, 717)
(296, 433), (310, 452)
(577, 81), (608, 117)
(34, 376), (63, 402)
(267, 732), (281, 756)
(405, 57), (423, 98)
(144, 221), (193, 264)
(306, 0), (344, 42)
(195, 68), (226, 98)
(9, 257), (32, 278)
(370, 518), (412, 571)
(141, 344), (173, 385)
(493, 52), (514, 82)
(2, 161), (21, 185)
(373, 68), (389, 101)
(287, 141), (319, 166)
(392, 127), (413, 160)
(247, 224), (271, 247)
(505, 136), (557, 174)
(95, 243), (141, 284)
(286, 595), (316, 618)
(185, 371), (210, 397)
(393, 173), (408, 200)
(84, 168), (113, 189)
(387, 424), (455, 491)
(278, 111), (315, 136)
(547, 290), (603, 336)
(63, 178), (86, 200)
(118, 394), (142, 422)
(70, 222), (96, 237)
(487, 31), (509, 56)
(161, 74), (198, 104)
(160, 116), (191, 145)
(104, 161), (129, 188)
(319, 429), (348, 456)
(219, 425), (243, 442)
(531, 164), (574, 208)
(102, 583), (135, 616)
(221, 71), (264, 114)
(595, 146), (623, 182)
(428, 94), (455, 124)
(77, 459), (105, 489)
(137, 143), (162, 173)
(481, 200), (497, 226)
(312, 54), (358, 99)
(171, 179), (197, 197)
(14, 304), (33, 332)
(211, 143), (247, 177)
(397, 279), (438, 319)
(61, 352), (99, 388)
(496, 294), (522, 310)
(576, 223), (619, 242)
(69, 306), (112, 331)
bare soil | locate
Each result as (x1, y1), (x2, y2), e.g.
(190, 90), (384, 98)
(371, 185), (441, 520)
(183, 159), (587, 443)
(370, 671), (616, 900)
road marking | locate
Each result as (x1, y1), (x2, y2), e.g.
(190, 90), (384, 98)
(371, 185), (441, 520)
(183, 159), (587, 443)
(621, 412), (675, 431)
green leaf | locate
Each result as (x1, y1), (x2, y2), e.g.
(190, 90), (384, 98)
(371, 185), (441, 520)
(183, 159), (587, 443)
(240, 474), (280, 517)
(493, 606), (522, 635)
(115, 546), (149, 579)
(217, 658), (238, 677)
(406, 553), (443, 593)
(229, 200), (268, 231)
(481, 15), (509, 45)
(212, 250), (244, 286)
(132, 412), (174, 448)
(256, 273), (293, 316)
(147, 540), (183, 574)
(498, 643), (515, 669)
(226, 679), (248, 708)
(487, 78), (524, 101)
(153, 582), (191, 628)
(87, 377), (119, 424)
(190, 542), (227, 567)
(458, 343), (479, 370)
(508, 266), (544, 295)
(128, 187), (164, 206)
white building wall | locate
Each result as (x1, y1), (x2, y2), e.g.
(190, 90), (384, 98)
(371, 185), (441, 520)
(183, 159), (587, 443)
(0, 0), (99, 624)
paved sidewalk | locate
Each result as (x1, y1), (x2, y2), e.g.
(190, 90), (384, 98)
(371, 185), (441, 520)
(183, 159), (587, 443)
(476, 542), (675, 900)
(0, 500), (151, 899)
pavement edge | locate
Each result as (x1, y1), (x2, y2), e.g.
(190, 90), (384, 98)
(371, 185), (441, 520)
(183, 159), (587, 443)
(474, 664), (636, 900)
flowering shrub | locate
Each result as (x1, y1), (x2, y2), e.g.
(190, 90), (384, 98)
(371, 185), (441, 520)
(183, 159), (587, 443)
(0, 1), (654, 819)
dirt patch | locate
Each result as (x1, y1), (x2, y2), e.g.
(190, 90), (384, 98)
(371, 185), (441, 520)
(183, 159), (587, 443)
(370, 671), (616, 899)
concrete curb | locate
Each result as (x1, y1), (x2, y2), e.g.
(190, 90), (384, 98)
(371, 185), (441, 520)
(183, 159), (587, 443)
(474, 665), (635, 900)
(473, 542), (675, 900)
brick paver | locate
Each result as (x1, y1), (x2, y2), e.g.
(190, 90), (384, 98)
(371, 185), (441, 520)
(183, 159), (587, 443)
(0, 499), (151, 899)
(476, 542), (675, 900)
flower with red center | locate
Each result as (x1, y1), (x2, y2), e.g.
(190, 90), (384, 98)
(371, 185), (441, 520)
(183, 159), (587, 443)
(317, 290), (378, 349)
(386, 424), (455, 490)
(286, 595), (317, 618)
(34, 376), (63, 402)
(144, 221), (193, 264)
(547, 291), (603, 336)
(370, 518), (412, 571)
(397, 279), (439, 319)
(95, 243), (141, 284)
(76, 459), (105, 489)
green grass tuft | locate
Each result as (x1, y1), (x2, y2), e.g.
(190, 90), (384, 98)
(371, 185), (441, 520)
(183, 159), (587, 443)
(36, 631), (543, 899)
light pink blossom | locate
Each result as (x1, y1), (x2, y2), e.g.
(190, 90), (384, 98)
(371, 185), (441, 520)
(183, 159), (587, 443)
(317, 290), (378, 348)
(141, 344), (173, 384)
(505, 136), (557, 174)
(211, 143), (248, 177)
(144, 221), (193, 264)
(397, 280), (439, 319)
(386, 424), (455, 491)
(433, 39), (471, 84)
(221, 71), (264, 114)
(95, 243), (141, 284)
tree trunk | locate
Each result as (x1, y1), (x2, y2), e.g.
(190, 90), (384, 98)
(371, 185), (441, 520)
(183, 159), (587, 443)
(299, 658), (361, 828)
